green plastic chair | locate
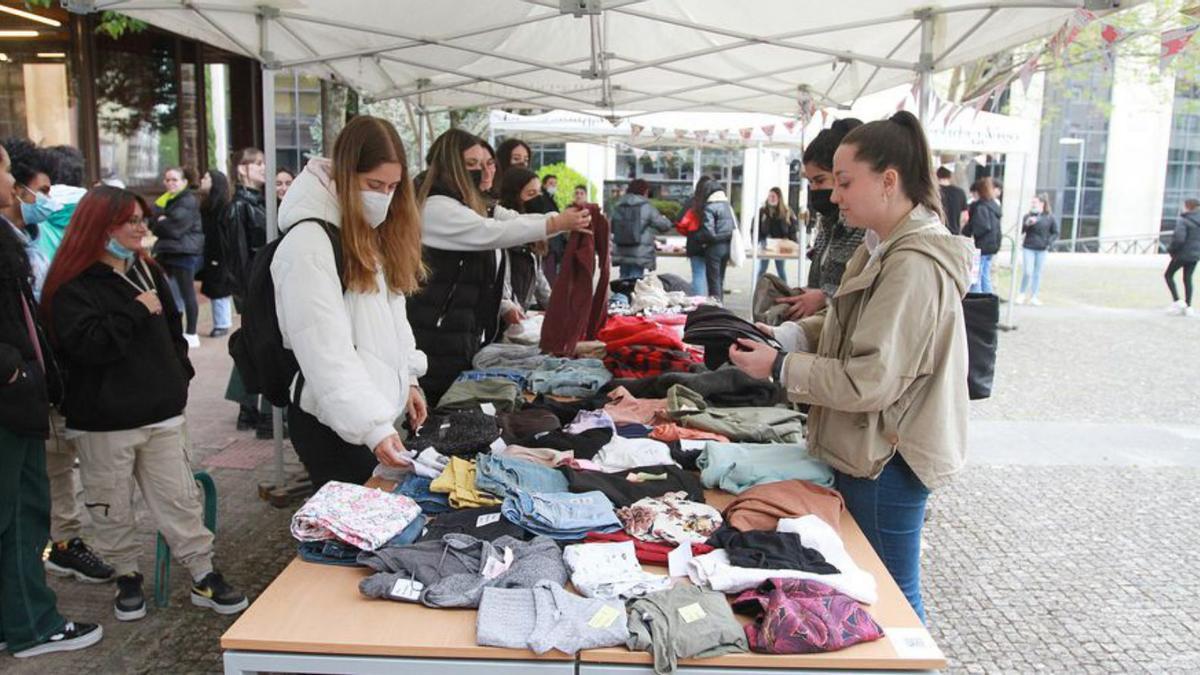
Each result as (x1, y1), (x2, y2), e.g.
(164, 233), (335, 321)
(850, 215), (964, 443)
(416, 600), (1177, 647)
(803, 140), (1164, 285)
(154, 471), (217, 607)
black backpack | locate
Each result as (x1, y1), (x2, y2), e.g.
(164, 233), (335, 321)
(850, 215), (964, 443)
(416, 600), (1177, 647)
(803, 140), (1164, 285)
(228, 219), (343, 407)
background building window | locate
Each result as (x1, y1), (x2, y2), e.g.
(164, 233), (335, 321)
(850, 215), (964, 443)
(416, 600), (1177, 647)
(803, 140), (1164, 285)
(274, 70), (321, 174)
(1162, 78), (1200, 235)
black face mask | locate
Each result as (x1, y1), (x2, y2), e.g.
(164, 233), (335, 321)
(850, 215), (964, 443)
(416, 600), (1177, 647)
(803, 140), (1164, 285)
(807, 189), (838, 220)
(522, 198), (539, 212)
(467, 169), (484, 189)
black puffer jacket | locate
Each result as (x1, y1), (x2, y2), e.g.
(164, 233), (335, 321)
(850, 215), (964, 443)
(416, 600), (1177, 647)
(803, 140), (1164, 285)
(964, 199), (1002, 255)
(1169, 211), (1200, 263)
(0, 220), (60, 438)
(685, 192), (736, 257)
(611, 193), (672, 270)
(1021, 212), (1059, 251)
(51, 261), (193, 431)
(221, 186), (266, 299)
(151, 190), (204, 257)
(756, 206), (798, 243)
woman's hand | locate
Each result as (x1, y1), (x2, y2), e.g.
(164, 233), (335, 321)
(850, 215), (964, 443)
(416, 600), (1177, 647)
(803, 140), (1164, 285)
(549, 207), (592, 236)
(778, 289), (825, 320)
(406, 386), (428, 432)
(728, 338), (778, 381)
(373, 434), (414, 469)
(136, 291), (163, 315)
(502, 306), (526, 326)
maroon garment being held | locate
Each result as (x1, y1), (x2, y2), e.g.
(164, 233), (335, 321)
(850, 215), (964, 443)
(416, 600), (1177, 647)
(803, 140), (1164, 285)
(540, 204), (610, 356)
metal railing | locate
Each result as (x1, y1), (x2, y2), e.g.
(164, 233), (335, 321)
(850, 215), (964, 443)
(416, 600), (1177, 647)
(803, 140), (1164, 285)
(1047, 232), (1170, 255)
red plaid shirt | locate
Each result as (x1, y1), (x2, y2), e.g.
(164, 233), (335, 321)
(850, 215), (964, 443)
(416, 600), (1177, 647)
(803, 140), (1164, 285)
(604, 345), (702, 378)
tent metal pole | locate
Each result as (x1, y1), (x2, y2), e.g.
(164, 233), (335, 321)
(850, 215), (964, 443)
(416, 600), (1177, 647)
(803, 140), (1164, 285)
(417, 103), (427, 171)
(259, 12), (285, 489)
(750, 143), (762, 299)
(917, 10), (935, 126)
(797, 127), (808, 284)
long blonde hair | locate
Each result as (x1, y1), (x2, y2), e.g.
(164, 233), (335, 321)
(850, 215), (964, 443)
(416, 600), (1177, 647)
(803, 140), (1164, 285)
(331, 115), (425, 295)
(416, 128), (487, 216)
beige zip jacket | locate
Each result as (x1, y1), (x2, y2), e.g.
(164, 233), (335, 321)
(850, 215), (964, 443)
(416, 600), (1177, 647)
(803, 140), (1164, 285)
(782, 205), (972, 489)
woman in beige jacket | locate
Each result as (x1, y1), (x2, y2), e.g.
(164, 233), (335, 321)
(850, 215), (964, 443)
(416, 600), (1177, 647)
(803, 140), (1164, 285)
(730, 111), (972, 623)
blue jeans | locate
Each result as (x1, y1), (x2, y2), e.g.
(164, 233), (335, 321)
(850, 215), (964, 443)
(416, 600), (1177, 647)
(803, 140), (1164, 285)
(835, 454), (931, 623)
(297, 515), (427, 565)
(971, 253), (994, 294)
(393, 474), (451, 515)
(1020, 248), (1047, 297)
(476, 454), (569, 498)
(210, 296), (232, 330)
(689, 256), (708, 297)
(757, 257), (787, 285)
(529, 357), (612, 397)
(501, 490), (622, 540)
(618, 263), (645, 280)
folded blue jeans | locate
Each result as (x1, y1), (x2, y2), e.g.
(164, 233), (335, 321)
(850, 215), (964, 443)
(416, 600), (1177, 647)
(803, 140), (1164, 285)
(476, 454), (569, 498)
(529, 358), (612, 398)
(298, 515), (427, 566)
(501, 490), (621, 540)
(454, 368), (531, 391)
(393, 474), (451, 515)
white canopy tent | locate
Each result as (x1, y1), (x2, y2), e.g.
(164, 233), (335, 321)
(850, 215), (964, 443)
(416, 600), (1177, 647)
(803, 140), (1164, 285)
(63, 0), (1129, 484)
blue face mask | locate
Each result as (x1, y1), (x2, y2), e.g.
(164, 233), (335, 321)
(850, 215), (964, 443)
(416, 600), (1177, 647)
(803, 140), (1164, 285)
(105, 237), (136, 261)
(19, 188), (62, 225)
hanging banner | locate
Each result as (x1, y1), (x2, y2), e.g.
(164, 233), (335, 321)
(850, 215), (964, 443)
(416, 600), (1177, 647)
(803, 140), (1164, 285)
(761, 124), (775, 140)
(739, 127), (754, 140)
(1099, 24), (1125, 71)
(630, 123), (644, 138)
(1049, 7), (1096, 57)
(1018, 54), (1040, 93)
(1161, 25), (1200, 72)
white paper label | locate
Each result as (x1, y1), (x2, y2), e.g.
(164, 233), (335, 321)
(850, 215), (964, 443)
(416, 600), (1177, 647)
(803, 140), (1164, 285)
(488, 436), (508, 453)
(677, 603), (706, 624)
(480, 403), (497, 416)
(679, 439), (707, 452)
(885, 627), (944, 660)
(389, 577), (424, 601)
(480, 546), (514, 580)
(476, 513), (501, 528)
(667, 542), (693, 577)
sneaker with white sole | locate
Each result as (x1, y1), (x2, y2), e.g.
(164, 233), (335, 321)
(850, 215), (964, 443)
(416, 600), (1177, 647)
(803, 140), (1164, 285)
(184, 333), (201, 348)
(1166, 300), (1186, 315)
(114, 572), (147, 621)
(45, 538), (115, 583)
(12, 621), (103, 658)
(1186, 306), (1196, 317)
(1014, 293), (1026, 305)
(1029, 296), (1043, 306)
(191, 570), (249, 615)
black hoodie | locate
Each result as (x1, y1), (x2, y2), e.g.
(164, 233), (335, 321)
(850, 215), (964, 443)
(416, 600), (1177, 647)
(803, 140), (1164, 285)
(0, 220), (60, 437)
(51, 260), (193, 431)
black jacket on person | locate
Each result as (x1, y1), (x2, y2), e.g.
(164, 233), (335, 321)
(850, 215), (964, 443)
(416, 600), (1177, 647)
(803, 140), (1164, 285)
(756, 206), (798, 244)
(198, 190), (234, 297)
(685, 193), (736, 257)
(219, 186), (267, 299)
(51, 261), (193, 432)
(963, 199), (1002, 255)
(939, 184), (968, 235)
(1169, 211), (1200, 263)
(611, 193), (673, 270)
(1021, 212), (1059, 251)
(151, 189), (204, 257)
(0, 219), (60, 437)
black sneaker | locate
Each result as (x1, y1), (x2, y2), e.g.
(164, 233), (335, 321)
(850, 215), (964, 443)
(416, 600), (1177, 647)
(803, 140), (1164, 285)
(114, 572), (147, 621)
(45, 538), (115, 583)
(236, 405), (259, 431)
(13, 621), (103, 658)
(191, 571), (248, 615)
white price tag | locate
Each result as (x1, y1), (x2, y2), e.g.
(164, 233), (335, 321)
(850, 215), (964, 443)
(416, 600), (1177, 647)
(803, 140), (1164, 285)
(476, 513), (501, 528)
(389, 577), (424, 601)
(480, 403), (497, 416)
(885, 627), (944, 660)
(679, 439), (707, 452)
(488, 436), (508, 453)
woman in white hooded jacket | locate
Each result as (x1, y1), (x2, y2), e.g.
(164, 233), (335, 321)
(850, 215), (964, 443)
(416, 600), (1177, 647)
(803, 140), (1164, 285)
(271, 116), (428, 488)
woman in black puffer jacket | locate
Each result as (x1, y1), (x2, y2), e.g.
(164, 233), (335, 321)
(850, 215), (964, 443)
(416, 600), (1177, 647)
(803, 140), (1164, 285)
(151, 167), (204, 344)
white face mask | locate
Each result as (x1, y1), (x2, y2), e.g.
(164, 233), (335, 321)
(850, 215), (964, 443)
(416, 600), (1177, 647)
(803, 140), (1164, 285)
(360, 190), (393, 228)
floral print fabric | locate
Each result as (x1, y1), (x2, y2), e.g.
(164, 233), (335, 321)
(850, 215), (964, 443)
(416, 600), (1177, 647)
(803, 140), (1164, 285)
(616, 490), (722, 545)
(290, 481), (421, 551)
(731, 578), (884, 654)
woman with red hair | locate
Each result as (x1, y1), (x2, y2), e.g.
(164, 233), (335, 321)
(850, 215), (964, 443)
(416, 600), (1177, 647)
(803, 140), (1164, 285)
(41, 186), (246, 623)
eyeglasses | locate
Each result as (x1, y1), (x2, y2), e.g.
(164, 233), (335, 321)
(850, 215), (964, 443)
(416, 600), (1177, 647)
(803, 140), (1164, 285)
(125, 216), (149, 227)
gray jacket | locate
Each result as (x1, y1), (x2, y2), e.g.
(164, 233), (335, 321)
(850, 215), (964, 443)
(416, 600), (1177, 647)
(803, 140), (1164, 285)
(1170, 211), (1200, 263)
(610, 193), (672, 270)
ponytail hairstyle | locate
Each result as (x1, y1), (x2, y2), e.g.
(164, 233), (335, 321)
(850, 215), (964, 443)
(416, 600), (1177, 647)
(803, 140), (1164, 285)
(498, 167), (539, 214)
(41, 186), (154, 339)
(330, 115), (425, 295)
(840, 111), (943, 222)
(1037, 192), (1052, 215)
(416, 128), (487, 216)
(802, 117), (863, 171)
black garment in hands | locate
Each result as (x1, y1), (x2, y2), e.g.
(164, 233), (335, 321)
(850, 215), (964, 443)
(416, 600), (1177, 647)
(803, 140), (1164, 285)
(683, 305), (781, 370)
(707, 527), (839, 574)
(606, 367), (778, 407)
(51, 261), (193, 431)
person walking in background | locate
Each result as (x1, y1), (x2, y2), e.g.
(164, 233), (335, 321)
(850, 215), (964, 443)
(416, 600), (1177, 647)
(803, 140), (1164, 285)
(611, 178), (672, 281)
(1017, 193), (1058, 306)
(937, 166), (967, 235)
(755, 187), (798, 284)
(42, 186), (248, 624)
(685, 176), (735, 301)
(151, 167), (205, 348)
(197, 169), (233, 337)
(1165, 198), (1200, 317)
(963, 176), (1002, 294)
(0, 144), (105, 659)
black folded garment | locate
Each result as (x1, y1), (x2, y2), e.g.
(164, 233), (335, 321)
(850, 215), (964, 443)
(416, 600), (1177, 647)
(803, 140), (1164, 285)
(605, 367), (779, 407)
(524, 393), (609, 426)
(520, 427), (612, 460)
(706, 527), (839, 574)
(669, 442), (701, 472)
(560, 464), (705, 508)
(496, 408), (562, 444)
(407, 409), (501, 457)
(418, 505), (534, 543)
(683, 305), (781, 370)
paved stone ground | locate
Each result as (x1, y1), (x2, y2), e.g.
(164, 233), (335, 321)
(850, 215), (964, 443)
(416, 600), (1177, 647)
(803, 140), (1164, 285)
(4, 252), (1197, 674)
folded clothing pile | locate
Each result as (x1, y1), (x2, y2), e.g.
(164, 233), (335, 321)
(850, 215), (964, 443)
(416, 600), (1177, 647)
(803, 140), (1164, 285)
(473, 342), (547, 371)
(603, 386), (668, 425)
(297, 515), (426, 566)
(436, 377), (523, 413)
(732, 578), (884, 654)
(476, 581), (629, 654)
(358, 533), (568, 608)
(723, 480), (846, 533)
(616, 491), (723, 545)
(429, 457), (501, 509)
(501, 489), (622, 540)
(597, 315), (685, 351)
(666, 385), (805, 444)
(391, 473), (451, 515)
(562, 540), (671, 600)
(698, 441), (833, 494)
(290, 481), (421, 551)
(707, 526), (839, 573)
(454, 368), (531, 390)
(593, 436), (676, 473)
(417, 505), (532, 543)
(625, 584), (749, 675)
(583, 531), (715, 565)
(475, 453), (569, 498)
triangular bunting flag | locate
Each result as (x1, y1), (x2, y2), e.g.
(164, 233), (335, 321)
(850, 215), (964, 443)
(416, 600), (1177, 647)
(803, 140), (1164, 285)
(1161, 25), (1199, 72)
(1099, 24), (1125, 71)
(1019, 54), (1040, 93)
(782, 120), (797, 134)
(632, 147), (646, 160)
(739, 127), (754, 140)
(647, 151), (659, 161)
(674, 129), (688, 140)
(761, 124), (775, 140)
(630, 123), (644, 138)
(1049, 7), (1096, 57)
(717, 129), (729, 141)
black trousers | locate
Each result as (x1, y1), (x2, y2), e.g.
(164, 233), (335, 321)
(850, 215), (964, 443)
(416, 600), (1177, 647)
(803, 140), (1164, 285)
(1165, 258), (1197, 305)
(158, 253), (201, 335)
(288, 403), (378, 489)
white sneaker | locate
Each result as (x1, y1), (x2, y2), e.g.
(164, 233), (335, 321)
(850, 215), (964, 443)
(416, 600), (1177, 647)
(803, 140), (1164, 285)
(1185, 307), (1196, 317)
(184, 333), (201, 349)
(1014, 293), (1026, 305)
(1166, 300), (1186, 315)
(1029, 296), (1043, 306)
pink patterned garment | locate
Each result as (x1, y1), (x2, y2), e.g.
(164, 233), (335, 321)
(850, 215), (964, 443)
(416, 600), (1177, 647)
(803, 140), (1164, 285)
(732, 578), (884, 654)
(616, 491), (722, 545)
(290, 481), (421, 551)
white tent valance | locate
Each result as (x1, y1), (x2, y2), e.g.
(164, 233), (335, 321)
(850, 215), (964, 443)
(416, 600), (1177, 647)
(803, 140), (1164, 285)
(84, 0), (1130, 116)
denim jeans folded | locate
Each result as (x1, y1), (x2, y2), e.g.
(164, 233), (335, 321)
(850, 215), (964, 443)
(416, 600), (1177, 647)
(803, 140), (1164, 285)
(502, 490), (621, 540)
(394, 474), (452, 514)
(297, 515), (427, 566)
(476, 453), (570, 498)
(530, 357), (612, 398)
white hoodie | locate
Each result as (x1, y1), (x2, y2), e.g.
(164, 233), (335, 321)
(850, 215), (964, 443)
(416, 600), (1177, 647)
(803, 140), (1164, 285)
(271, 159), (427, 451)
